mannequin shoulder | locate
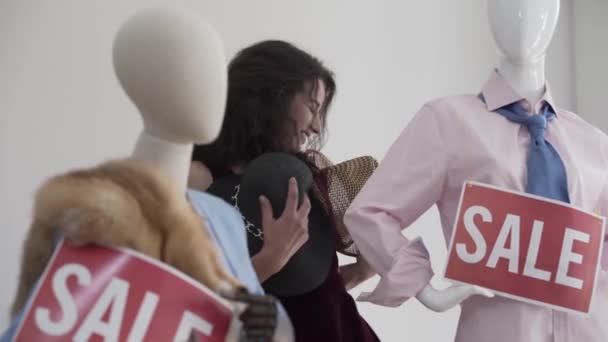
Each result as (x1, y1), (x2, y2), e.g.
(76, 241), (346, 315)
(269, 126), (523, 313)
(555, 108), (608, 142)
(407, 94), (485, 130)
(186, 189), (249, 242)
(554, 108), (608, 157)
(187, 189), (239, 217)
(415, 94), (483, 117)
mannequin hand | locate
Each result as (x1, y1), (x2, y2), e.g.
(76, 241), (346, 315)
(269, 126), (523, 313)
(221, 289), (278, 342)
(415, 283), (494, 312)
(252, 178), (311, 281)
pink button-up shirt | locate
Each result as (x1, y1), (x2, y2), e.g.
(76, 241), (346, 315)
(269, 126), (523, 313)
(344, 70), (608, 342)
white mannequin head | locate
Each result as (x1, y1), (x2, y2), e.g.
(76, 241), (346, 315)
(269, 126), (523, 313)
(488, 0), (560, 64)
(112, 7), (228, 191)
(113, 7), (226, 144)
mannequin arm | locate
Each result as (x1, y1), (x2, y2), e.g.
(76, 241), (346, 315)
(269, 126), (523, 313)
(344, 104), (493, 309)
(344, 104), (447, 307)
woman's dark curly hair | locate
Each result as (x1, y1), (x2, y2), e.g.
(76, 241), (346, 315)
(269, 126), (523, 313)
(192, 40), (336, 179)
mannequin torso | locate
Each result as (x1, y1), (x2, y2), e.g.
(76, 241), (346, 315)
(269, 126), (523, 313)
(416, 0), (561, 311)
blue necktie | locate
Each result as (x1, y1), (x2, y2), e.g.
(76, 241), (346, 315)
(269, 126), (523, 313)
(480, 95), (570, 203)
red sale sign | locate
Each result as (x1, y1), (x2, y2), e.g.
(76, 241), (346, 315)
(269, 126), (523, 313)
(13, 240), (239, 341)
(444, 181), (605, 314)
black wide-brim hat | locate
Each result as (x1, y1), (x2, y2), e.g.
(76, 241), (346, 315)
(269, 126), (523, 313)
(208, 152), (335, 296)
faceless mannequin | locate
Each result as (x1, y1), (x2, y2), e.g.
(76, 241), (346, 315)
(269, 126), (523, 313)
(415, 0), (560, 312)
(112, 9), (294, 341)
(490, 0), (560, 105)
(113, 7), (226, 192)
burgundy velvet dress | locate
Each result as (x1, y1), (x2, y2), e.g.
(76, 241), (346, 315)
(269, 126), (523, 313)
(277, 254), (380, 342)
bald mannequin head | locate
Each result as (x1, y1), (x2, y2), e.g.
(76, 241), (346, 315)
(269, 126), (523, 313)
(112, 7), (227, 191)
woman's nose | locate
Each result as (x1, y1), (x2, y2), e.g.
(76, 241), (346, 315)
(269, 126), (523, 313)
(310, 114), (322, 134)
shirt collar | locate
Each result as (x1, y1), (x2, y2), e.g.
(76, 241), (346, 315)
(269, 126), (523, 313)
(480, 69), (557, 114)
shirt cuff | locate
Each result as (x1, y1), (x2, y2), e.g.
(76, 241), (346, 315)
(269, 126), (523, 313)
(357, 237), (434, 307)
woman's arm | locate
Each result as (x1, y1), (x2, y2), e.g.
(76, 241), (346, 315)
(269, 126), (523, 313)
(251, 247), (282, 282)
(188, 161), (214, 191)
(339, 255), (376, 291)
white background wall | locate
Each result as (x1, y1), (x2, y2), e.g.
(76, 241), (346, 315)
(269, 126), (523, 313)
(572, 0), (608, 133)
(0, 0), (597, 340)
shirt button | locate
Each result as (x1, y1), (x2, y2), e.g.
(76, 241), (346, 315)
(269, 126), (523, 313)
(521, 101), (531, 112)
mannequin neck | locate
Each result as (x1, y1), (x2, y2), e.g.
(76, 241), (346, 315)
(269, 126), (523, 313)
(497, 55), (547, 105)
(132, 130), (192, 192)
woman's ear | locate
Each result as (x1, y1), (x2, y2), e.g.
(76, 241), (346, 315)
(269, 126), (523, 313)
(188, 161), (214, 191)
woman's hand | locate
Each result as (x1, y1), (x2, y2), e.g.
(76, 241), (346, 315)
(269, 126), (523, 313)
(252, 177), (311, 281)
